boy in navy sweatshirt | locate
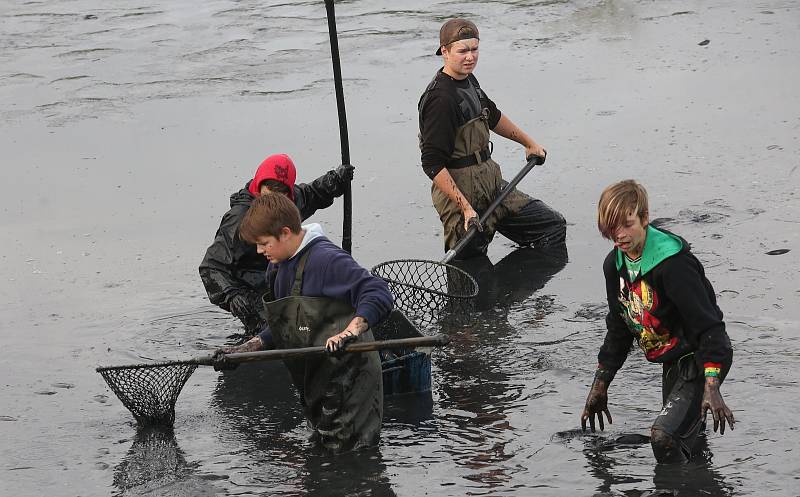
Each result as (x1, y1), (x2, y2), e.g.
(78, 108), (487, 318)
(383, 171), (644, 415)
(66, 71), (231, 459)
(199, 153), (354, 336)
(214, 193), (392, 451)
(580, 180), (735, 463)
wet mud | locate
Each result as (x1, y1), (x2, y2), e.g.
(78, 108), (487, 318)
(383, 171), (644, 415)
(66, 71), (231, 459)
(1, 0), (799, 495)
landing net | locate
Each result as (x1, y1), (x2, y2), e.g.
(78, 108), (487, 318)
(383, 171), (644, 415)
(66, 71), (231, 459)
(371, 259), (478, 331)
(97, 361), (198, 426)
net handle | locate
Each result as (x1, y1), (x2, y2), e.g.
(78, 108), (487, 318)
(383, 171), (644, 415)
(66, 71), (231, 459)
(97, 335), (449, 371)
(442, 156), (539, 264)
(223, 335), (449, 364)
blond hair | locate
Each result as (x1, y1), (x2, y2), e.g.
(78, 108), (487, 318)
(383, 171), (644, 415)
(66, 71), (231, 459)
(597, 180), (649, 239)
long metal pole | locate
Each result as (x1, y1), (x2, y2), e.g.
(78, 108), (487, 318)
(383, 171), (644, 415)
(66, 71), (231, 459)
(324, 0), (352, 253)
(222, 334), (450, 365)
(442, 157), (540, 264)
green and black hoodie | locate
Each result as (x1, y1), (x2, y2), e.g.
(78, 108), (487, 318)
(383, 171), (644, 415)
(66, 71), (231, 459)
(595, 226), (733, 383)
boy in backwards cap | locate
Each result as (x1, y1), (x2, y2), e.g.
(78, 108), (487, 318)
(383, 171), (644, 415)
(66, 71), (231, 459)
(418, 18), (566, 258)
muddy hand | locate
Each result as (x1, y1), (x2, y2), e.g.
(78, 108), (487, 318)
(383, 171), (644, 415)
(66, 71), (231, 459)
(211, 349), (239, 372)
(326, 317), (369, 354)
(526, 150), (547, 166)
(463, 207), (480, 233)
(325, 330), (358, 353)
(702, 377), (735, 434)
(335, 163), (355, 182)
(525, 144), (546, 165)
(581, 379), (612, 432)
(467, 216), (483, 233)
(214, 335), (265, 369)
(227, 292), (256, 319)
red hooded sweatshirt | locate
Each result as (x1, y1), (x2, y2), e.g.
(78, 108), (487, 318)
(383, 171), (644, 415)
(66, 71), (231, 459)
(248, 154), (297, 200)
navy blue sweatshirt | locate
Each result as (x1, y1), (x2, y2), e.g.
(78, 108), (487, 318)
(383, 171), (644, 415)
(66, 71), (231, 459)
(258, 232), (393, 344)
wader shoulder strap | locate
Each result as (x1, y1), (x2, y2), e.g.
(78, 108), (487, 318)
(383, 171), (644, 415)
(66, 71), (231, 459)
(264, 266), (278, 303)
(467, 74), (487, 100)
(417, 71), (440, 113)
(289, 249), (314, 297)
(455, 77), (483, 121)
(419, 72), (487, 114)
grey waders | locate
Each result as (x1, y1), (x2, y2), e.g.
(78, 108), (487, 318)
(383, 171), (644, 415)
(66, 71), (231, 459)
(263, 251), (383, 452)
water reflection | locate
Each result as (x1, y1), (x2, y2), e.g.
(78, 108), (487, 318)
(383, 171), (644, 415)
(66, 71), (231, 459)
(302, 447), (396, 497)
(211, 360), (306, 450)
(436, 246), (568, 488)
(651, 455), (733, 497)
(453, 245), (569, 312)
(384, 391), (435, 427)
(581, 433), (651, 492)
(581, 433), (734, 496)
(210, 360), (398, 494)
(112, 426), (218, 496)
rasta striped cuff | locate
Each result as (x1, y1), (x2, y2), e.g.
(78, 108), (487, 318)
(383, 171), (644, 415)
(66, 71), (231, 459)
(704, 362), (722, 378)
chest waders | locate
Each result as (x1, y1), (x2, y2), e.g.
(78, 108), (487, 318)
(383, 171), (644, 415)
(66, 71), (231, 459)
(263, 250), (383, 452)
(426, 77), (531, 253)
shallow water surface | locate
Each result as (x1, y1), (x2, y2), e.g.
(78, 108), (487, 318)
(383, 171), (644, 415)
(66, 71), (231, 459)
(1, 0), (799, 495)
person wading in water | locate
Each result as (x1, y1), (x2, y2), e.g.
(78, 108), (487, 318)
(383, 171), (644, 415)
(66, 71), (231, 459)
(212, 193), (392, 452)
(418, 18), (566, 259)
(199, 153), (353, 338)
(580, 180), (735, 463)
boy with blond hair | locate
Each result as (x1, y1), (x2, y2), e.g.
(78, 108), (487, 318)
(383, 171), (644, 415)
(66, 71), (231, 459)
(580, 180), (734, 462)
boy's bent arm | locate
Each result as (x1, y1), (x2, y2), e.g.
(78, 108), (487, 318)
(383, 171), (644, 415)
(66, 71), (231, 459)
(660, 256), (732, 370)
(294, 170), (342, 220)
(661, 255), (735, 433)
(491, 114), (546, 159)
(321, 251), (394, 328)
(596, 255), (634, 383)
(596, 312), (633, 382)
(199, 207), (249, 306)
(432, 168), (478, 231)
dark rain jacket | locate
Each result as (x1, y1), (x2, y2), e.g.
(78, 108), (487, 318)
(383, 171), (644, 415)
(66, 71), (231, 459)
(198, 171), (346, 320)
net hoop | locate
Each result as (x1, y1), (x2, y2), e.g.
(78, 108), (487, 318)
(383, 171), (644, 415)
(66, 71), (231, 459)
(371, 259), (478, 330)
(97, 361), (198, 426)
(371, 259), (478, 299)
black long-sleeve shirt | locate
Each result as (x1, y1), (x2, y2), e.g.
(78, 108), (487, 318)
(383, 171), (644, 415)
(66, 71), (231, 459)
(418, 70), (501, 179)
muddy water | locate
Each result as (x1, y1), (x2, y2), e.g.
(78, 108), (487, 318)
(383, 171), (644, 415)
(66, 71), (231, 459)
(1, 0), (799, 495)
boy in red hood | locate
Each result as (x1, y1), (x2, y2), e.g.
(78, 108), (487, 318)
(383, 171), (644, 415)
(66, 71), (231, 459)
(199, 154), (353, 337)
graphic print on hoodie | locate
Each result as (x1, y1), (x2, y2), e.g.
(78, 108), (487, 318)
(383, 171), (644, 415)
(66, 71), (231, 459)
(618, 277), (679, 360)
(615, 225), (684, 361)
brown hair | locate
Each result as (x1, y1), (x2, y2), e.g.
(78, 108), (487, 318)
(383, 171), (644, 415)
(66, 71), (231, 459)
(239, 192), (302, 243)
(597, 180), (649, 239)
(258, 179), (291, 197)
(436, 19), (479, 55)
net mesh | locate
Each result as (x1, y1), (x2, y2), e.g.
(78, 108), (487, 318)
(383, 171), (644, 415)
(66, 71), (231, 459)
(97, 361), (198, 426)
(371, 259), (478, 331)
